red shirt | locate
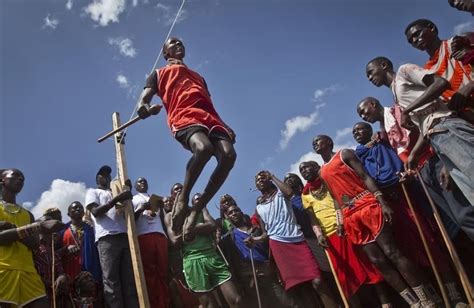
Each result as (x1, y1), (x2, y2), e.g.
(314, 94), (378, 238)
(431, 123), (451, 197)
(157, 64), (229, 135)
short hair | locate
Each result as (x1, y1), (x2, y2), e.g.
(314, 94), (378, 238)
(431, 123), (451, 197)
(162, 37), (182, 60)
(353, 121), (373, 132)
(404, 19), (438, 36)
(313, 134), (334, 148)
(367, 57), (393, 70)
(44, 207), (61, 216)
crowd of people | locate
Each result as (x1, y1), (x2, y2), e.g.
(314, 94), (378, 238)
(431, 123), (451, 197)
(1, 3), (474, 307)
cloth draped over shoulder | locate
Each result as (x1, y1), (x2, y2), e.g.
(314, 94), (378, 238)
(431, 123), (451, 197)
(355, 141), (403, 188)
(425, 39), (472, 102)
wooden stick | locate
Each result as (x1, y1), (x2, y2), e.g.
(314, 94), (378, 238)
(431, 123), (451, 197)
(399, 180), (450, 307)
(416, 170), (474, 305)
(52, 234), (56, 308)
(249, 248), (263, 308)
(324, 248), (349, 308)
(112, 112), (150, 308)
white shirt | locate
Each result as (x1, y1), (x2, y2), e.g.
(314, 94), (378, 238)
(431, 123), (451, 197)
(256, 190), (304, 243)
(392, 63), (453, 136)
(85, 188), (127, 241)
(132, 193), (166, 236)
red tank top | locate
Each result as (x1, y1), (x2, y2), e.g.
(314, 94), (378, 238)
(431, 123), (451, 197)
(320, 151), (367, 206)
(157, 64), (227, 134)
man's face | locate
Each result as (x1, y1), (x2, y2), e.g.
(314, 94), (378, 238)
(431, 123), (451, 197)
(226, 205), (243, 225)
(312, 135), (332, 154)
(283, 174), (302, 192)
(97, 173), (111, 189)
(163, 197), (172, 212)
(352, 123), (372, 145)
(255, 173), (270, 192)
(357, 101), (378, 123)
(164, 38), (185, 60)
(221, 195), (236, 209)
(406, 24), (436, 51)
(299, 162), (319, 181)
(171, 183), (183, 198)
(1, 169), (25, 194)
(135, 177), (148, 193)
(68, 202), (84, 220)
(366, 62), (387, 87)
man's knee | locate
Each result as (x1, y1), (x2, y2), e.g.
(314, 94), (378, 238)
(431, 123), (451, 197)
(229, 294), (242, 306)
(311, 277), (322, 290)
(382, 245), (404, 265)
(220, 147), (237, 167)
(367, 251), (391, 271)
(194, 142), (214, 160)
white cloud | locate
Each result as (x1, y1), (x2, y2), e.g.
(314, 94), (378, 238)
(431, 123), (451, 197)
(454, 21), (474, 35)
(66, 0), (73, 10)
(335, 127), (353, 142)
(279, 111), (321, 150)
(312, 84), (341, 102)
(116, 74), (129, 88)
(27, 179), (88, 222)
(108, 37), (137, 58)
(156, 3), (188, 26)
(132, 0), (138, 6)
(288, 142), (357, 176)
(43, 14), (59, 30)
(84, 0), (126, 27)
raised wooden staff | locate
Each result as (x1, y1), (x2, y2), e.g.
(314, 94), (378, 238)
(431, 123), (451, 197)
(110, 112), (150, 308)
(97, 104), (161, 143)
(416, 170), (474, 306)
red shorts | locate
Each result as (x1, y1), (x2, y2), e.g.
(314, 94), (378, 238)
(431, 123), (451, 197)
(343, 195), (383, 245)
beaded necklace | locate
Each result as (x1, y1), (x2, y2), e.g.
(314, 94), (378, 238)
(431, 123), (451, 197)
(0, 200), (22, 214)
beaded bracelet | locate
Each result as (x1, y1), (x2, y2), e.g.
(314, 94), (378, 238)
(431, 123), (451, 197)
(335, 208), (343, 226)
(373, 191), (383, 198)
(17, 222), (41, 239)
(312, 225), (323, 238)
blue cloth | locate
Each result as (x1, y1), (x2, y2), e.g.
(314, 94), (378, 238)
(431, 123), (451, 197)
(232, 228), (268, 263)
(355, 141), (403, 188)
(289, 195), (315, 238)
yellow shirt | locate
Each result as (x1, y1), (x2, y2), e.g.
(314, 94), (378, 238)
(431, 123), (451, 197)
(0, 203), (37, 272)
(301, 191), (337, 236)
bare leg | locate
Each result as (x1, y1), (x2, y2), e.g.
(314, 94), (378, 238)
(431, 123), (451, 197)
(172, 132), (214, 232)
(375, 224), (424, 288)
(373, 282), (392, 306)
(198, 293), (218, 308)
(183, 139), (236, 237)
(219, 280), (242, 308)
(312, 278), (338, 308)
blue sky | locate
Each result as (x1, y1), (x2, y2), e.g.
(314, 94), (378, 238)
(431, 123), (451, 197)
(1, 0), (472, 219)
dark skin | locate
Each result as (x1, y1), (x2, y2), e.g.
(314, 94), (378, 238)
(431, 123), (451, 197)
(448, 0), (474, 11)
(0, 169), (63, 308)
(352, 122), (373, 145)
(166, 193), (242, 308)
(138, 38), (237, 235)
(133, 177), (154, 220)
(253, 171), (338, 308)
(86, 170), (132, 217)
(63, 201), (85, 255)
(405, 22), (442, 58)
(313, 135), (425, 292)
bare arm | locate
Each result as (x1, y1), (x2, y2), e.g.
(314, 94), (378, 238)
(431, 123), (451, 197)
(403, 74), (450, 113)
(406, 133), (428, 171)
(193, 208), (217, 235)
(269, 173), (293, 198)
(341, 149), (394, 222)
(87, 191), (132, 218)
(164, 213), (182, 247)
(247, 212), (268, 244)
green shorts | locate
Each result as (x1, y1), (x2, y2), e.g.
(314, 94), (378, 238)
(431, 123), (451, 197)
(183, 254), (232, 293)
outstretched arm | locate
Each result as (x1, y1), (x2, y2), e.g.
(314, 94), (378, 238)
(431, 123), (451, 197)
(268, 173), (293, 198)
(164, 213), (182, 247)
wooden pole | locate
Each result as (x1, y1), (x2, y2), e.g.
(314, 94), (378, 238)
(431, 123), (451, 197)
(400, 181), (450, 307)
(416, 170), (474, 305)
(112, 112), (150, 308)
(324, 249), (349, 308)
(249, 248), (263, 308)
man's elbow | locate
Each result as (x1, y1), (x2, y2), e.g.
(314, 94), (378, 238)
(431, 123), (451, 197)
(435, 76), (451, 92)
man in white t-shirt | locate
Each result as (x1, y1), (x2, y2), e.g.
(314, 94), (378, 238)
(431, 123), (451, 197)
(366, 57), (474, 206)
(85, 165), (138, 308)
(132, 177), (169, 308)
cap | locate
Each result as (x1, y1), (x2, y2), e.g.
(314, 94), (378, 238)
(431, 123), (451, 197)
(96, 165), (112, 176)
